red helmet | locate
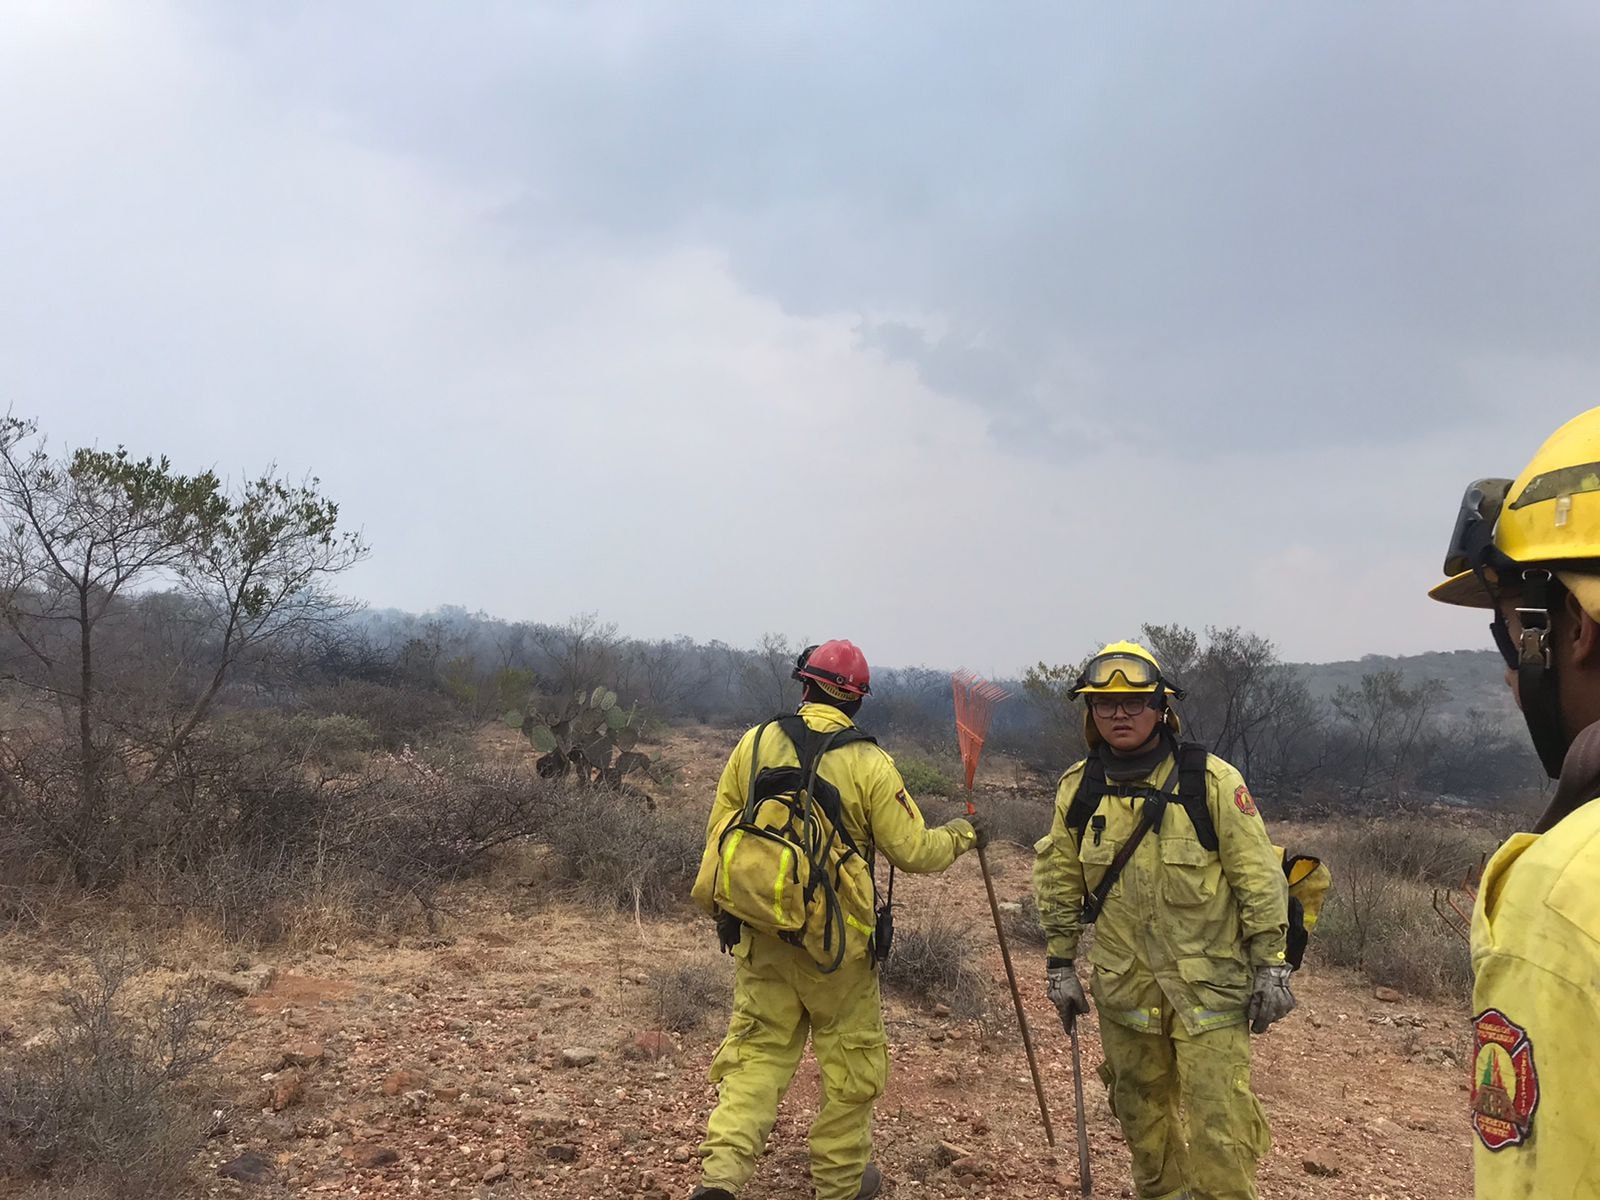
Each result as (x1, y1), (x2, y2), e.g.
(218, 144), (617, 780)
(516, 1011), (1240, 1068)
(793, 639), (871, 698)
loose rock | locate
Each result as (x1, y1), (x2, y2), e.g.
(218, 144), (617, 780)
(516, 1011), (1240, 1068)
(278, 1042), (325, 1069)
(346, 1143), (401, 1169)
(625, 1030), (674, 1062)
(269, 1069), (304, 1111)
(382, 1068), (427, 1096)
(1303, 1152), (1342, 1177)
(218, 1151), (275, 1184)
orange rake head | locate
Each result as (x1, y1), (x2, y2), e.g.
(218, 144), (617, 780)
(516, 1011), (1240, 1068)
(952, 670), (1009, 791)
(1431, 852), (1487, 944)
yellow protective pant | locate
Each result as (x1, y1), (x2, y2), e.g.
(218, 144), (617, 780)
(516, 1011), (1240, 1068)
(699, 934), (887, 1200)
(1097, 1015), (1270, 1200)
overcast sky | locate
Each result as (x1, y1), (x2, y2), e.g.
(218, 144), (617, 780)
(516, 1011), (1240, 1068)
(6, 2), (1599, 675)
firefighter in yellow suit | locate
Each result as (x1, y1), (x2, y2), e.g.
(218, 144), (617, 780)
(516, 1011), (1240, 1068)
(1032, 642), (1291, 1200)
(1429, 407), (1600, 1195)
(688, 640), (985, 1200)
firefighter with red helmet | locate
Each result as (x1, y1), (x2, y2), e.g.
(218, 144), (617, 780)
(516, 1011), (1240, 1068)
(688, 639), (987, 1200)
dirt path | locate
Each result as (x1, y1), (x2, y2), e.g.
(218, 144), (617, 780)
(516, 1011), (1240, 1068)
(143, 839), (1474, 1199)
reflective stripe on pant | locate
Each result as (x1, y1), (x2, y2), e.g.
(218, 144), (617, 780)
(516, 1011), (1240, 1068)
(1098, 1013), (1269, 1200)
(699, 934), (887, 1200)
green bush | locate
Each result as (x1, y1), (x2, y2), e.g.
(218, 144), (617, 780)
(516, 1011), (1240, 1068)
(897, 757), (957, 798)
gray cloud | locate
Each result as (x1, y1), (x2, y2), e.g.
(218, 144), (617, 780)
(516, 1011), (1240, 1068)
(5, 2), (1600, 672)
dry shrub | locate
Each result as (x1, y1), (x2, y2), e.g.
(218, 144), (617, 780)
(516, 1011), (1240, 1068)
(1326, 820), (1496, 888)
(299, 681), (464, 750)
(541, 790), (701, 914)
(981, 791), (1054, 849)
(916, 790), (1054, 850)
(1003, 894), (1048, 948)
(142, 755), (557, 944)
(648, 957), (731, 1033)
(0, 950), (231, 1198)
(1311, 822), (1478, 998)
(882, 911), (990, 1019)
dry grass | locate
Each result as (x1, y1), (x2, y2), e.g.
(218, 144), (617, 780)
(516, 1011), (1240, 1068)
(540, 789), (702, 914)
(648, 956), (731, 1033)
(881, 910), (991, 1019)
(0, 948), (232, 1199)
(1308, 821), (1490, 998)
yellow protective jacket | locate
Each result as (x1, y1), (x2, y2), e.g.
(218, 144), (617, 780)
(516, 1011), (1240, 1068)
(1470, 796), (1600, 1195)
(694, 704), (977, 939)
(1032, 748), (1288, 1035)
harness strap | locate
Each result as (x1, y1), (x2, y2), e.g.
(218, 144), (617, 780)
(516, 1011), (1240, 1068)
(1066, 737), (1218, 852)
(1079, 770), (1180, 924)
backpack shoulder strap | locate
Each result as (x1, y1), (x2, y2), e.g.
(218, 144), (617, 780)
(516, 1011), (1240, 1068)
(1175, 743), (1219, 852)
(1065, 756), (1107, 840)
(767, 715), (869, 859)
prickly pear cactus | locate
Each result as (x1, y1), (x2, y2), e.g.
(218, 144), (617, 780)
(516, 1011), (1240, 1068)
(503, 686), (650, 786)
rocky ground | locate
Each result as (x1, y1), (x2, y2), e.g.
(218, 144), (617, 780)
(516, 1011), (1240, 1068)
(0, 724), (1477, 1198)
(138, 841), (1470, 1199)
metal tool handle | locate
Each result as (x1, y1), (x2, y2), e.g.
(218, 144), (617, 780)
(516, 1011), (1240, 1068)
(969, 825), (1055, 1147)
(1064, 1011), (1093, 1196)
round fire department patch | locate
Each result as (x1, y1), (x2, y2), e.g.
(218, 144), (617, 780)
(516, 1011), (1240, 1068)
(1233, 784), (1257, 816)
(1471, 1009), (1539, 1151)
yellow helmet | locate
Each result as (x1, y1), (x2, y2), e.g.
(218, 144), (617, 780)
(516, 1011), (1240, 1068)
(1070, 641), (1185, 747)
(1429, 406), (1600, 779)
(1070, 641), (1171, 695)
(1430, 406), (1600, 613)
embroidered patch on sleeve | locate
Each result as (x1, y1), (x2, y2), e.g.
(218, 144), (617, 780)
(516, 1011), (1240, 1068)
(1471, 1009), (1539, 1151)
(1233, 784), (1257, 816)
(894, 788), (915, 818)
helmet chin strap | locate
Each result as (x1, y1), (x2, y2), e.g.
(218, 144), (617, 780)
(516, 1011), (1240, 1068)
(1517, 571), (1572, 779)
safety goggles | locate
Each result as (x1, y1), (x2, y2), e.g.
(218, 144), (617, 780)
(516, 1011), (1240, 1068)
(1089, 695), (1155, 718)
(1079, 652), (1162, 691)
(1442, 478), (1513, 579)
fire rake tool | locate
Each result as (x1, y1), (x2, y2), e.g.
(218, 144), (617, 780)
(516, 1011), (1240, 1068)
(951, 670), (1055, 1148)
(1431, 852), (1487, 944)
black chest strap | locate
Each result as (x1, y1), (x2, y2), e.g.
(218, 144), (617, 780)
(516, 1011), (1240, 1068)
(1065, 740), (1218, 853)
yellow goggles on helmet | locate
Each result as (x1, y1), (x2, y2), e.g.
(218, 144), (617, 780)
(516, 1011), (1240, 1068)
(1070, 651), (1186, 699)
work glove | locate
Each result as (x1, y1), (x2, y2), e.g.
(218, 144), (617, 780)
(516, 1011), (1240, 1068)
(1247, 964), (1296, 1033)
(1046, 960), (1089, 1028)
(715, 910), (742, 954)
(964, 810), (992, 851)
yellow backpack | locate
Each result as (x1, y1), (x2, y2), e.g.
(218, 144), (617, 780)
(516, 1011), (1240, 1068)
(691, 717), (879, 973)
(1280, 848), (1332, 969)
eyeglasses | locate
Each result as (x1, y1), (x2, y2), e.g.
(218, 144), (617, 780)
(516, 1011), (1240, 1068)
(1089, 696), (1155, 718)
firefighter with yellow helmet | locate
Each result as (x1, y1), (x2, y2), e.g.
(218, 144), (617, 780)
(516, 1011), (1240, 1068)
(1429, 407), (1600, 1193)
(1032, 641), (1290, 1200)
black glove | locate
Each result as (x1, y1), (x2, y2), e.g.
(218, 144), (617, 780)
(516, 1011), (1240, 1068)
(966, 810), (992, 851)
(716, 911), (742, 954)
(1047, 960), (1090, 1028)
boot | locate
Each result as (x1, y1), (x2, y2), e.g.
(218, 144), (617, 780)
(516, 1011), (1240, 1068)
(689, 1188), (734, 1200)
(855, 1163), (882, 1199)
